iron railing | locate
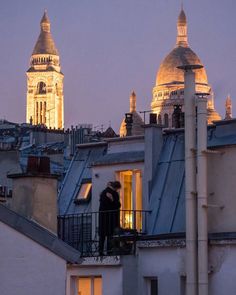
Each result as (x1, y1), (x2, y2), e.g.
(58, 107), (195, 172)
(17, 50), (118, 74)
(58, 210), (151, 257)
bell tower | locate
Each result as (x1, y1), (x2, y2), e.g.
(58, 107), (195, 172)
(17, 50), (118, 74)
(26, 11), (64, 129)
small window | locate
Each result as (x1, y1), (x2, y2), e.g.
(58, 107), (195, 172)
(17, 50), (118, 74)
(56, 83), (59, 96)
(75, 180), (92, 203)
(77, 183), (92, 200)
(145, 277), (158, 295)
(77, 277), (102, 295)
(36, 82), (46, 94)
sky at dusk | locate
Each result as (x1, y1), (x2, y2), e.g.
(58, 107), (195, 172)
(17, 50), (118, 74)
(0, 0), (235, 132)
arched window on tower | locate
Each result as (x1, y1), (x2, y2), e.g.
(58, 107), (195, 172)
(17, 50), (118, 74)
(164, 113), (169, 127)
(55, 83), (59, 96)
(158, 114), (162, 125)
(36, 82), (46, 95)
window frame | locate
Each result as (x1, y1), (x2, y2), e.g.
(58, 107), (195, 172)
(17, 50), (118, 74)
(76, 276), (102, 295)
(74, 178), (92, 204)
(116, 169), (142, 231)
(36, 81), (47, 95)
(144, 277), (158, 295)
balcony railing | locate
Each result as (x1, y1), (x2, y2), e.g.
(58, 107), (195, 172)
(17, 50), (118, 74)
(58, 210), (151, 257)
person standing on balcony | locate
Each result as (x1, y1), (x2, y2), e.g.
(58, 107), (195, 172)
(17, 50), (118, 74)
(98, 181), (121, 255)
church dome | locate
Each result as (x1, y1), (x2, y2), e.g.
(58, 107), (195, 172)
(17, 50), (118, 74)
(151, 7), (221, 125)
(32, 11), (59, 56)
(156, 46), (208, 87)
(155, 7), (208, 88)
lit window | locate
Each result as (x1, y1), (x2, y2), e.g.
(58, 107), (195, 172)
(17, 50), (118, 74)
(75, 180), (92, 203)
(77, 277), (102, 295)
(118, 170), (142, 231)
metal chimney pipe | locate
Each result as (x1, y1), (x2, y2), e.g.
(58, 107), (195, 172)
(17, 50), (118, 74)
(125, 113), (133, 136)
(178, 64), (203, 295)
(196, 94), (208, 295)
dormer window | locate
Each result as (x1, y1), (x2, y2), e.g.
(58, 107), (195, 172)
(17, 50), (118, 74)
(75, 179), (92, 203)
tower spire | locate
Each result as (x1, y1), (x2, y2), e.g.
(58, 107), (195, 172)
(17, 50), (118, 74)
(176, 6), (188, 47)
(130, 91), (136, 112)
(32, 10), (58, 56)
(26, 12), (64, 129)
(40, 10), (50, 33)
(225, 94), (232, 120)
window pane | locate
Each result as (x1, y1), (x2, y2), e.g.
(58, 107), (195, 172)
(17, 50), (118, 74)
(118, 170), (142, 230)
(94, 277), (102, 295)
(78, 278), (91, 295)
(120, 171), (132, 228)
(77, 183), (92, 200)
(124, 173), (132, 210)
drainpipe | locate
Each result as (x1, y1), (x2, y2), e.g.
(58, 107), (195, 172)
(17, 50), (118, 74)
(196, 94), (208, 295)
(178, 64), (203, 295)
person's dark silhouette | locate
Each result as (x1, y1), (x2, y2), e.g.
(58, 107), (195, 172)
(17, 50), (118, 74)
(98, 181), (121, 255)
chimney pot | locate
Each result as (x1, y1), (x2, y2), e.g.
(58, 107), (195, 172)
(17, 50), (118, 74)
(27, 156), (50, 174)
(149, 113), (157, 124)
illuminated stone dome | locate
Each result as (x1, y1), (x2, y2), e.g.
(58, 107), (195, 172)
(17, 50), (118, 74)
(151, 7), (221, 126)
(155, 7), (208, 88)
(156, 46), (208, 87)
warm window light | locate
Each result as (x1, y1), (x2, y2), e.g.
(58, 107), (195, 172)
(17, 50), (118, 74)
(77, 277), (102, 295)
(124, 211), (133, 229)
(118, 170), (142, 231)
(76, 183), (92, 201)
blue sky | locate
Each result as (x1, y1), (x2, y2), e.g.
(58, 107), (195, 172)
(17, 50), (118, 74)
(0, 0), (235, 131)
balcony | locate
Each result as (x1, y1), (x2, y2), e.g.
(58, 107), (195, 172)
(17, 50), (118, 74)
(58, 210), (150, 257)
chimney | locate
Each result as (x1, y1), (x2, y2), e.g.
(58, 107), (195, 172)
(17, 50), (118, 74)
(178, 64), (203, 295)
(149, 113), (157, 124)
(172, 105), (184, 128)
(143, 122), (163, 210)
(8, 156), (58, 234)
(125, 113), (133, 136)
